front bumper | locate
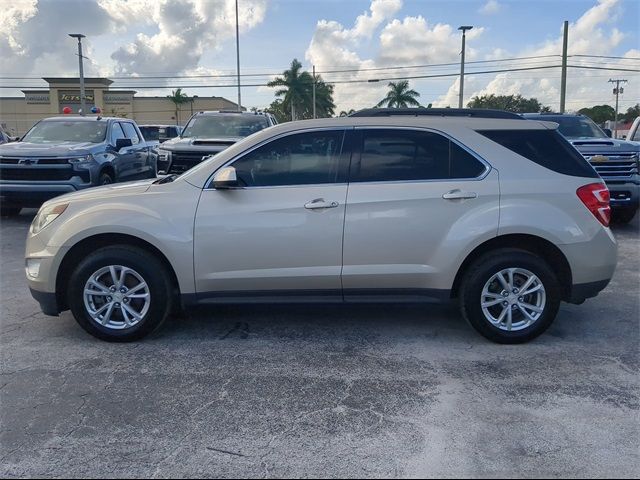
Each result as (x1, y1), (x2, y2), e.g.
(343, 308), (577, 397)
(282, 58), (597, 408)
(29, 288), (60, 316)
(0, 182), (86, 207)
(604, 180), (640, 209)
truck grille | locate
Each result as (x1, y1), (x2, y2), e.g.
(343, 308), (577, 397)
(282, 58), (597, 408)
(0, 166), (86, 182)
(583, 153), (639, 179)
(169, 152), (213, 174)
(0, 157), (70, 165)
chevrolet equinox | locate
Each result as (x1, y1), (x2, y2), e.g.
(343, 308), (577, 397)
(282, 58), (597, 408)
(25, 111), (617, 343)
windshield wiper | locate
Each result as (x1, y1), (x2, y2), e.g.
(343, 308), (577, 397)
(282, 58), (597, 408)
(154, 174), (178, 184)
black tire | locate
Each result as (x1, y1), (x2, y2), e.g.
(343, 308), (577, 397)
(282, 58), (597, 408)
(67, 245), (173, 342)
(0, 205), (21, 217)
(611, 208), (637, 225)
(99, 171), (114, 185)
(459, 249), (561, 344)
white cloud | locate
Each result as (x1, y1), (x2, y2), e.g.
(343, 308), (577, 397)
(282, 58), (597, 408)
(433, 0), (637, 111)
(305, 0), (485, 111)
(479, 0), (501, 15)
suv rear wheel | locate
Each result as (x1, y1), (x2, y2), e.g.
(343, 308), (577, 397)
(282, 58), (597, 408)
(460, 249), (561, 344)
(68, 245), (173, 342)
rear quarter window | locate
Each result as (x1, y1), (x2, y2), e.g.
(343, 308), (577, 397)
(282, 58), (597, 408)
(477, 129), (599, 178)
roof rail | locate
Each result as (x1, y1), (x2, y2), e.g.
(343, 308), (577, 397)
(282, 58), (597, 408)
(349, 108), (524, 120)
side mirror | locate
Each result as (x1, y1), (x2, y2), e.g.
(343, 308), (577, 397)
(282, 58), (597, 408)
(115, 138), (133, 150)
(603, 128), (613, 138)
(212, 166), (240, 189)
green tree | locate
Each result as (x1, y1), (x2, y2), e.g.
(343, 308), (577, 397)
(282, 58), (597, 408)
(376, 80), (421, 108)
(166, 88), (190, 125)
(264, 99), (289, 124)
(578, 104), (616, 124)
(622, 103), (640, 122)
(467, 94), (550, 113)
(268, 59), (335, 121)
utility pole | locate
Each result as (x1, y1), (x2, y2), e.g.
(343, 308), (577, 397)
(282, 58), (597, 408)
(609, 78), (627, 138)
(458, 26), (473, 109)
(235, 0), (242, 111)
(68, 33), (87, 115)
(312, 65), (316, 119)
(560, 20), (569, 113)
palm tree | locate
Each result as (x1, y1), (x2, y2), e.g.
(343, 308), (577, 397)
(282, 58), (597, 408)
(167, 88), (190, 125)
(268, 59), (335, 121)
(268, 59), (311, 121)
(376, 81), (421, 108)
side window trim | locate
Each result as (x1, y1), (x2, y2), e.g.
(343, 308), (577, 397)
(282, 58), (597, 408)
(204, 127), (354, 189)
(350, 126), (492, 184)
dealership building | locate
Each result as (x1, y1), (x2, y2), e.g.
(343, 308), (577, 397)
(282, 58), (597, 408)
(0, 77), (241, 136)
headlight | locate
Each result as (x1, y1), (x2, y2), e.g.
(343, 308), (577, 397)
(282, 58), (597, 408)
(158, 149), (172, 161)
(68, 154), (95, 168)
(31, 203), (69, 235)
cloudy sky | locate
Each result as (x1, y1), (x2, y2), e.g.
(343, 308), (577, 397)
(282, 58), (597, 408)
(1, 0), (638, 113)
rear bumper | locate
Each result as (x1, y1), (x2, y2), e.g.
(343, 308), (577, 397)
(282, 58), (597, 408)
(568, 279), (611, 304)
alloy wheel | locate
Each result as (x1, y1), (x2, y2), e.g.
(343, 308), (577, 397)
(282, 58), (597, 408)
(83, 265), (151, 330)
(480, 267), (546, 332)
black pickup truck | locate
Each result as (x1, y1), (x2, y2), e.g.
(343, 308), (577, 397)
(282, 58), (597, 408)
(0, 116), (158, 216)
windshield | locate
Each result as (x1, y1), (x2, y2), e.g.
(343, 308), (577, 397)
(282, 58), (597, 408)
(22, 120), (108, 144)
(182, 115), (269, 139)
(530, 116), (608, 139)
(140, 126), (161, 141)
(632, 126), (640, 142)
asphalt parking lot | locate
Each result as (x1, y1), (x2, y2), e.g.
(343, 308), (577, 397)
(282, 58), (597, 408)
(1, 210), (638, 478)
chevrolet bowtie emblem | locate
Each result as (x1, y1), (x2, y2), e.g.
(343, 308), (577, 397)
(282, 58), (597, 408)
(590, 155), (608, 163)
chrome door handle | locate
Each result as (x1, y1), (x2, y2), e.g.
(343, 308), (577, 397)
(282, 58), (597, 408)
(442, 190), (477, 200)
(304, 199), (339, 210)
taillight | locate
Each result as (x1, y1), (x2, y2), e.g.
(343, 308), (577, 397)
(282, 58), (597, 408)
(577, 182), (610, 227)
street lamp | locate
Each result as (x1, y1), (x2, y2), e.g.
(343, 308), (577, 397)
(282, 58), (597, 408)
(235, 0), (241, 111)
(190, 95), (198, 116)
(458, 26), (473, 109)
(68, 33), (87, 115)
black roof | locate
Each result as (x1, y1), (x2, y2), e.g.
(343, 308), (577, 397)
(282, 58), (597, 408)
(350, 108), (524, 120)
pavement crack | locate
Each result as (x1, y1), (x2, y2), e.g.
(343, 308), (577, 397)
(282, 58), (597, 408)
(205, 447), (248, 458)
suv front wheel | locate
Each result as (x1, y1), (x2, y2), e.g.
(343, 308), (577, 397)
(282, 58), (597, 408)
(460, 249), (561, 344)
(68, 245), (173, 342)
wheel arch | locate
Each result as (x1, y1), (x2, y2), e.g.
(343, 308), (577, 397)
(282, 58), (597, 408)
(451, 234), (573, 300)
(55, 233), (181, 312)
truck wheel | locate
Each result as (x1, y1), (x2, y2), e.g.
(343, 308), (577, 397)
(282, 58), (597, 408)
(67, 245), (173, 342)
(611, 208), (637, 224)
(0, 205), (21, 217)
(99, 172), (114, 185)
(459, 249), (561, 344)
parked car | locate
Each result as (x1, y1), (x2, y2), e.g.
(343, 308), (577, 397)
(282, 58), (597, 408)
(26, 111), (617, 344)
(0, 126), (12, 145)
(0, 116), (158, 217)
(139, 124), (181, 143)
(523, 113), (640, 224)
(627, 117), (640, 144)
(157, 110), (277, 174)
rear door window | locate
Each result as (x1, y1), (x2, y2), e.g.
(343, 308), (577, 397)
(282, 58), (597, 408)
(477, 129), (598, 178)
(351, 129), (486, 182)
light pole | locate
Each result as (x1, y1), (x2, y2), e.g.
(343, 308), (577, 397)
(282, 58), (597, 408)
(235, 0), (242, 112)
(458, 26), (473, 109)
(68, 33), (87, 115)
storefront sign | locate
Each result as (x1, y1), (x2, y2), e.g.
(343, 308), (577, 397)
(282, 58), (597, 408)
(25, 93), (50, 104)
(59, 91), (95, 104)
(104, 93), (132, 105)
